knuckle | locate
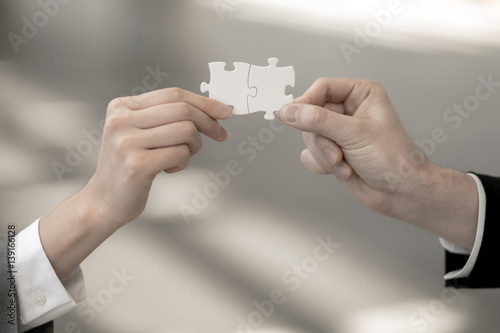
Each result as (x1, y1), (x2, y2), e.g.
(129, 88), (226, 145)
(115, 133), (135, 152)
(175, 102), (193, 117)
(364, 79), (382, 88)
(301, 107), (327, 130)
(313, 134), (329, 149)
(191, 138), (202, 155)
(109, 94), (143, 111)
(176, 162), (189, 172)
(316, 77), (331, 86)
(104, 113), (122, 134)
(104, 111), (130, 134)
(174, 144), (191, 163)
(303, 132), (317, 149)
(363, 79), (387, 95)
(208, 120), (222, 137)
(312, 133), (323, 145)
(126, 94), (145, 110)
(181, 121), (198, 137)
(123, 153), (144, 177)
(302, 131), (311, 143)
(165, 87), (185, 101)
(179, 144), (191, 157)
(341, 121), (368, 145)
(107, 97), (124, 110)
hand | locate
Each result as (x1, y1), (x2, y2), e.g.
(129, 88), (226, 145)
(40, 88), (232, 279)
(83, 88), (233, 228)
(278, 78), (427, 214)
(278, 78), (478, 249)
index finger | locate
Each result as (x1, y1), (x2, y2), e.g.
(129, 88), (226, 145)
(294, 78), (381, 116)
(115, 87), (233, 120)
(278, 103), (360, 145)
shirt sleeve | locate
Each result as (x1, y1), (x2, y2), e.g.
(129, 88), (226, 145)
(439, 173), (486, 280)
(16, 218), (86, 332)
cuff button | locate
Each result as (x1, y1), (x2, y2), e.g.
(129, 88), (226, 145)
(34, 293), (47, 305)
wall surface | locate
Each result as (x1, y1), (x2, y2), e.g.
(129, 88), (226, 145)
(1, 1), (500, 332)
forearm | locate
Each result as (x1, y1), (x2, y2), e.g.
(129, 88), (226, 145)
(281, 78), (480, 251)
(38, 187), (118, 280)
(389, 164), (478, 250)
(38, 89), (230, 281)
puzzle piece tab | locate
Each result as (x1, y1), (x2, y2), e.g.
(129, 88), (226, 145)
(249, 58), (295, 120)
(200, 58), (295, 120)
(201, 62), (257, 115)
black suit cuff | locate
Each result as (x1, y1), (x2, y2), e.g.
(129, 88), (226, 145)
(445, 173), (500, 288)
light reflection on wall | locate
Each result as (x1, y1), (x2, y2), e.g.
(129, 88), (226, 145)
(345, 299), (468, 333)
(196, 0), (500, 54)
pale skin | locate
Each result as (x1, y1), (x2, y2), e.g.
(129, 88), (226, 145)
(40, 79), (478, 281)
(278, 78), (478, 251)
(39, 88), (233, 280)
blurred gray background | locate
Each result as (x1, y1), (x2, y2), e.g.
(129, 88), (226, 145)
(1, 1), (500, 332)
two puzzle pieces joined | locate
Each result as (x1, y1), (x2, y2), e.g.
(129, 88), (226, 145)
(201, 58), (295, 120)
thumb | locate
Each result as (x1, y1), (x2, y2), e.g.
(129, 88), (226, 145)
(278, 103), (360, 146)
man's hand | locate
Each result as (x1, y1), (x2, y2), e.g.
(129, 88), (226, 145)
(278, 78), (478, 250)
(40, 88), (232, 279)
(278, 78), (428, 214)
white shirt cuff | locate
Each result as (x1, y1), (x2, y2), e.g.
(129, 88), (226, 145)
(16, 218), (85, 332)
(440, 173), (486, 280)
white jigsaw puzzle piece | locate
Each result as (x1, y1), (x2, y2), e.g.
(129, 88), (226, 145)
(248, 58), (295, 120)
(200, 62), (257, 115)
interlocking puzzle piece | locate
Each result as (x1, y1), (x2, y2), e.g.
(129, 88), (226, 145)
(200, 58), (295, 120)
(248, 58), (295, 120)
(200, 62), (257, 115)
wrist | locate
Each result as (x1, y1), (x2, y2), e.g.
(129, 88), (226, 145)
(389, 163), (478, 249)
(39, 189), (120, 280)
(382, 159), (436, 220)
(76, 184), (122, 234)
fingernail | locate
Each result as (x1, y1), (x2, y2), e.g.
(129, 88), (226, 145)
(334, 162), (350, 179)
(324, 149), (337, 165)
(221, 127), (230, 140)
(281, 106), (298, 123)
(219, 105), (233, 117)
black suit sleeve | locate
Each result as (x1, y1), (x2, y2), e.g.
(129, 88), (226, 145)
(1, 236), (54, 333)
(445, 173), (500, 288)
(25, 322), (54, 333)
